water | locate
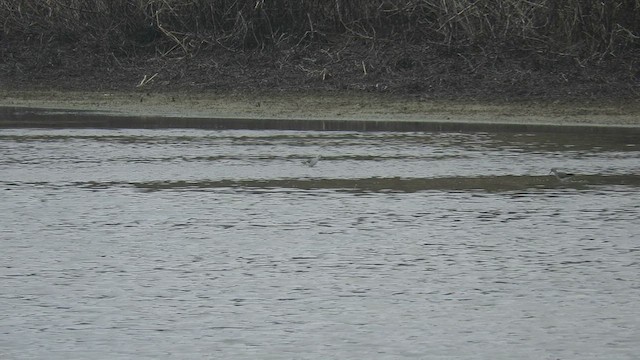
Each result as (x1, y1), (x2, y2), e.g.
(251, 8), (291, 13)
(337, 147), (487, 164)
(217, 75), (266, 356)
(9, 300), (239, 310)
(1, 129), (639, 359)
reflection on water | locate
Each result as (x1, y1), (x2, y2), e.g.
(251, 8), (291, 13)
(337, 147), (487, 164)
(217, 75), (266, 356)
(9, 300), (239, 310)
(1, 129), (639, 359)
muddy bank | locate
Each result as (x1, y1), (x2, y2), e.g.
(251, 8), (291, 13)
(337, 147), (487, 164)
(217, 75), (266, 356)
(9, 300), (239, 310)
(2, 1), (638, 122)
(1, 89), (639, 132)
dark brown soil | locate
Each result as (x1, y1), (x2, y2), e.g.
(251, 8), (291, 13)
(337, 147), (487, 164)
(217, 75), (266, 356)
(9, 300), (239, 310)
(2, 40), (639, 101)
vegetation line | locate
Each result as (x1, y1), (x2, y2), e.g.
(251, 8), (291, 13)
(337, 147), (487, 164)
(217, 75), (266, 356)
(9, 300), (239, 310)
(1, 1), (638, 97)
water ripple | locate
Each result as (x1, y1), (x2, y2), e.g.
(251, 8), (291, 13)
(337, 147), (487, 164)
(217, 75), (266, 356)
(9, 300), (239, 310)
(1, 129), (639, 359)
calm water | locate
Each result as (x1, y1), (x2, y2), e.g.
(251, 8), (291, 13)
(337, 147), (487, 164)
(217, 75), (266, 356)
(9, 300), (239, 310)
(1, 129), (639, 359)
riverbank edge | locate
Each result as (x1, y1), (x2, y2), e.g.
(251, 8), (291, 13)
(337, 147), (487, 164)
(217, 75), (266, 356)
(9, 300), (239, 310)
(1, 89), (639, 133)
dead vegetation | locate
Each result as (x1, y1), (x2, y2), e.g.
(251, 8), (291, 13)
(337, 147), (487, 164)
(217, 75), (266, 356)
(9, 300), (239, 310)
(1, 0), (639, 97)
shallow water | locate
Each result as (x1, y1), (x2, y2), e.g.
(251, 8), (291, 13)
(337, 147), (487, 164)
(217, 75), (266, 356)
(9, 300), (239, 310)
(1, 129), (639, 359)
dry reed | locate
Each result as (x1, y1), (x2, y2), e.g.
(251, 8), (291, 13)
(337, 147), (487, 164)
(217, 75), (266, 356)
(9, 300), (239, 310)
(1, 0), (638, 64)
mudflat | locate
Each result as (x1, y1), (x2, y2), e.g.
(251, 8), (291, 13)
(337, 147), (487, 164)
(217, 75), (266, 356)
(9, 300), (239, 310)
(1, 89), (639, 128)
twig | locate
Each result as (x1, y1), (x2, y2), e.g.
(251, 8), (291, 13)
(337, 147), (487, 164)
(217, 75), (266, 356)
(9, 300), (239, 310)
(137, 73), (158, 87)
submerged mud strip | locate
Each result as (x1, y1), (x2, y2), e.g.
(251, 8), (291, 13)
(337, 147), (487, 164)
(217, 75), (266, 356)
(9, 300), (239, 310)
(125, 175), (640, 192)
(7, 175), (640, 193)
(1, 106), (640, 134)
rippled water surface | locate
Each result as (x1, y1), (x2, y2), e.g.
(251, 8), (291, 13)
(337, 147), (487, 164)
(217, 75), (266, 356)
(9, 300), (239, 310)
(1, 129), (639, 359)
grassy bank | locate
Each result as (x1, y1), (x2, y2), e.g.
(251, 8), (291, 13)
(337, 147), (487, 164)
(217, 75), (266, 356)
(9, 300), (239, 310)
(1, 1), (639, 97)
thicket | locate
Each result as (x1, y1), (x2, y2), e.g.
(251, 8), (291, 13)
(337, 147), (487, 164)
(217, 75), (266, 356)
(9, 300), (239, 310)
(2, 0), (639, 61)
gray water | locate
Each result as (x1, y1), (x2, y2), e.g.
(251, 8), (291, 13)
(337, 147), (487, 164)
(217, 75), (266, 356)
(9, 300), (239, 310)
(1, 129), (639, 359)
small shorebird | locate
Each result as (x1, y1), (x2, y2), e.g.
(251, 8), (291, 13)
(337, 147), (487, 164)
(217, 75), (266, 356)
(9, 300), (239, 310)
(303, 155), (321, 167)
(549, 168), (574, 181)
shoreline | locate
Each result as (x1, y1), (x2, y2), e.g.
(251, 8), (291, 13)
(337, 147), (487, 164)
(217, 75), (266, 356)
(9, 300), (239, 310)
(1, 89), (640, 133)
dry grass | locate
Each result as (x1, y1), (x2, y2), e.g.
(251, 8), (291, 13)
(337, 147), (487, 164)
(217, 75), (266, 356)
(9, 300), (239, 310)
(1, 0), (638, 97)
(1, 0), (638, 60)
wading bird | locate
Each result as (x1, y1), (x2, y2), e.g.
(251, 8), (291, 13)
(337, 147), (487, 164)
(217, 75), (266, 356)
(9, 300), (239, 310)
(549, 168), (574, 181)
(303, 155), (321, 167)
